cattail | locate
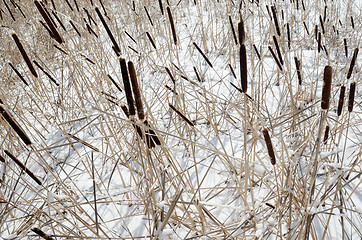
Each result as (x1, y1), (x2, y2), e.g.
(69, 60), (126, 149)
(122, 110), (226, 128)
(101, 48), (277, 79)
(39, 20), (54, 38)
(266, 203), (275, 209)
(69, 20), (81, 37)
(53, 44), (67, 54)
(294, 57), (302, 85)
(73, 0), (79, 11)
(228, 64), (236, 78)
(51, 10), (66, 31)
(158, 0), (164, 15)
(3, 0), (15, 21)
(125, 31), (137, 44)
(240, 44), (247, 93)
(144, 120), (161, 146)
(0, 154), (5, 163)
(166, 6), (177, 45)
(317, 32), (322, 53)
(229, 16), (238, 45)
(33, 60), (59, 86)
(128, 61), (145, 121)
(315, 25), (318, 40)
(120, 58), (136, 117)
(268, 46), (283, 71)
(146, 32), (157, 49)
(287, 23), (291, 49)
(321, 66), (333, 110)
(4, 150), (42, 185)
(319, 15), (325, 34)
(347, 48), (359, 79)
(169, 104), (194, 126)
(303, 22), (309, 35)
(84, 8), (97, 26)
(351, 16), (354, 29)
(9, 63), (29, 86)
(0, 104), (32, 145)
(193, 42), (213, 68)
(323, 125), (329, 144)
(193, 67), (202, 82)
(271, 5), (281, 36)
(40, 1), (57, 28)
(262, 128), (276, 165)
(273, 35), (283, 65)
(238, 20), (245, 45)
(64, 0), (74, 11)
(95, 7), (121, 55)
(34, 0), (63, 44)
(31, 228), (54, 240)
(11, 33), (38, 78)
(344, 39), (348, 57)
(348, 82), (356, 112)
(144, 6), (153, 26)
(253, 44), (261, 60)
(337, 85), (346, 116)
(165, 67), (175, 84)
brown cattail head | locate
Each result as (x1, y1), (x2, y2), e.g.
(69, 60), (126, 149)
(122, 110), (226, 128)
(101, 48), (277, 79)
(0, 154), (5, 163)
(337, 85), (346, 116)
(323, 125), (329, 144)
(240, 44), (247, 93)
(271, 5), (281, 36)
(11, 33), (38, 78)
(128, 61), (145, 121)
(348, 82), (356, 112)
(34, 0), (63, 44)
(31, 228), (54, 240)
(238, 19), (245, 45)
(193, 42), (213, 68)
(273, 35), (283, 65)
(0, 104), (32, 145)
(321, 66), (333, 110)
(4, 150), (42, 185)
(347, 48), (359, 79)
(9, 62), (29, 86)
(120, 58), (136, 117)
(262, 128), (276, 165)
(166, 7), (177, 45)
(294, 57), (302, 85)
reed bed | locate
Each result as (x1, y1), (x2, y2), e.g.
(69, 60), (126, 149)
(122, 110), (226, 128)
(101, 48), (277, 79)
(0, 0), (361, 239)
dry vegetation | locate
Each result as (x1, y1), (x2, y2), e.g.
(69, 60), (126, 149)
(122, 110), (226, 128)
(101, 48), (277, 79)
(0, 0), (361, 239)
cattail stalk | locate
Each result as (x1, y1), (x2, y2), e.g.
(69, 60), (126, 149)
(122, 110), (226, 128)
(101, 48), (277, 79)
(4, 150), (41, 185)
(166, 7), (177, 45)
(120, 58), (136, 117)
(348, 82), (356, 112)
(347, 48), (359, 79)
(11, 33), (38, 78)
(34, 0), (63, 44)
(262, 128), (276, 165)
(240, 44), (247, 93)
(321, 66), (333, 110)
(95, 7), (121, 55)
(0, 105), (32, 145)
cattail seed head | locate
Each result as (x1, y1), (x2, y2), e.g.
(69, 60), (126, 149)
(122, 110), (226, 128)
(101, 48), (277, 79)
(337, 85), (346, 116)
(347, 48), (359, 79)
(323, 125), (329, 144)
(240, 44), (247, 93)
(120, 58), (135, 117)
(166, 7), (177, 45)
(321, 66), (333, 110)
(128, 61), (145, 121)
(348, 82), (356, 112)
(262, 128), (276, 165)
(238, 20), (245, 45)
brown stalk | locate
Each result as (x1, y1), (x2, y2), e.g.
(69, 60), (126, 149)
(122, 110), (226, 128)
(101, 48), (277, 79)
(348, 82), (356, 113)
(347, 48), (359, 79)
(262, 128), (276, 165)
(11, 33), (38, 78)
(321, 66), (333, 110)
(120, 58), (136, 117)
(95, 7), (121, 55)
(4, 150), (42, 185)
(193, 42), (213, 68)
(169, 104), (194, 126)
(9, 62), (29, 86)
(240, 44), (247, 93)
(337, 85), (346, 116)
(34, 0), (63, 44)
(0, 104), (32, 146)
(31, 228), (54, 240)
(166, 6), (177, 45)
